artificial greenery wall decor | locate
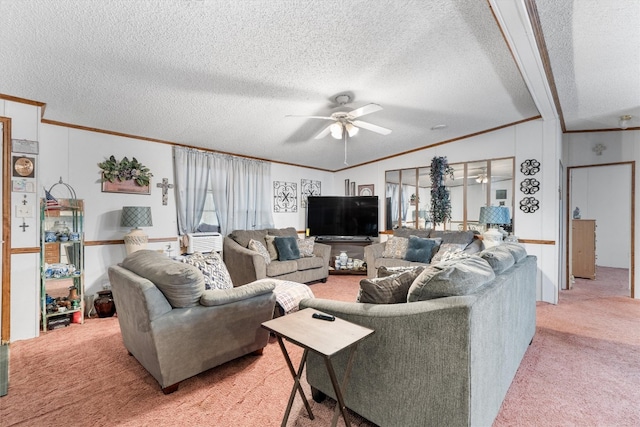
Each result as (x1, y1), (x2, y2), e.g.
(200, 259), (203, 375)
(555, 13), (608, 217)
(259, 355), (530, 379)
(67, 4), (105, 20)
(429, 156), (455, 226)
(98, 155), (153, 186)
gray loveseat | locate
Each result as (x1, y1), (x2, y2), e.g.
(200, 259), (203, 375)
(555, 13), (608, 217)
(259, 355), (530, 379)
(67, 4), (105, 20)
(300, 244), (536, 427)
(223, 227), (330, 286)
(108, 250), (276, 394)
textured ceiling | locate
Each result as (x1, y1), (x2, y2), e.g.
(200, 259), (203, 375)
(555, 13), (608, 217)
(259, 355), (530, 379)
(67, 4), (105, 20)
(0, 1), (636, 171)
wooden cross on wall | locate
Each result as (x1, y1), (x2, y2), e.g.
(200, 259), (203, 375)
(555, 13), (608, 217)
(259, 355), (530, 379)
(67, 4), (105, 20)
(156, 178), (174, 205)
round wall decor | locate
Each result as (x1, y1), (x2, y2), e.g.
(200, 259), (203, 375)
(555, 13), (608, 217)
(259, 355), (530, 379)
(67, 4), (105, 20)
(520, 159), (540, 176)
(520, 178), (540, 194)
(519, 197), (540, 213)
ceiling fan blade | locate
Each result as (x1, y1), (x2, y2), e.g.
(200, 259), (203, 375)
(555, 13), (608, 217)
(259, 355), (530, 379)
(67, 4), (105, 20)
(349, 103), (383, 118)
(314, 123), (334, 139)
(286, 115), (335, 121)
(352, 120), (392, 135)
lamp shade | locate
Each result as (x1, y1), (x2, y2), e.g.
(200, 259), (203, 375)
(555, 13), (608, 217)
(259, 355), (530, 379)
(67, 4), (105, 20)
(479, 206), (510, 225)
(121, 206), (153, 228)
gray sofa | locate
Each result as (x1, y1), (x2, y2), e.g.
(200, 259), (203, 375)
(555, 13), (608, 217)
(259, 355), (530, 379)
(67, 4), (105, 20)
(300, 246), (537, 427)
(108, 250), (276, 394)
(223, 227), (331, 286)
(364, 229), (483, 277)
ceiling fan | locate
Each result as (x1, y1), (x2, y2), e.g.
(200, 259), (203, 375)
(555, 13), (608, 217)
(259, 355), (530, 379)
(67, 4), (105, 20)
(287, 94), (392, 140)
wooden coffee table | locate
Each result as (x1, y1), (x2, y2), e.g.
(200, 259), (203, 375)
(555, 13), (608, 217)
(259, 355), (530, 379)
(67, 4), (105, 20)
(262, 308), (374, 427)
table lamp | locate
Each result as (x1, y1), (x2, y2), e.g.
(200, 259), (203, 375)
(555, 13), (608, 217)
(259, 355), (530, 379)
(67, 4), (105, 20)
(121, 206), (153, 254)
(479, 206), (510, 248)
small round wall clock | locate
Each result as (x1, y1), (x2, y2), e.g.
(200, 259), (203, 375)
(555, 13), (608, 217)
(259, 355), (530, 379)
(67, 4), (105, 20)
(13, 156), (35, 178)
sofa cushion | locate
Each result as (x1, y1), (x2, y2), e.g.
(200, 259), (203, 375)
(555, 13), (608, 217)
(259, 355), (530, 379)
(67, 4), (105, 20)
(298, 238), (315, 257)
(248, 239), (271, 265)
(479, 246), (515, 274)
(267, 227), (298, 237)
(393, 228), (431, 239)
(407, 255), (495, 302)
(382, 236), (409, 259)
(404, 235), (438, 263)
(274, 236), (300, 260)
(296, 256), (324, 271)
(264, 235), (279, 261)
(429, 230), (476, 246)
(122, 250), (205, 308)
(266, 260), (298, 277)
(229, 229), (267, 248)
(500, 242), (528, 263)
(179, 251), (234, 290)
(359, 266), (426, 304)
(199, 280), (275, 307)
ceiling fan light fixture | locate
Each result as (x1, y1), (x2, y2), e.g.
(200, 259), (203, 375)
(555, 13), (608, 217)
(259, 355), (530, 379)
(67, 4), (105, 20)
(330, 122), (343, 139)
(345, 123), (359, 137)
(619, 115), (632, 130)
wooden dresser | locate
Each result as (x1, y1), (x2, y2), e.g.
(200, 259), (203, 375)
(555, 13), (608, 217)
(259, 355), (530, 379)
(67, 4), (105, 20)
(572, 219), (596, 279)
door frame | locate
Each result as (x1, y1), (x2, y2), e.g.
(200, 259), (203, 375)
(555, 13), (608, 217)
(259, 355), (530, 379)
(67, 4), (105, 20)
(565, 161), (635, 298)
(1, 117), (11, 344)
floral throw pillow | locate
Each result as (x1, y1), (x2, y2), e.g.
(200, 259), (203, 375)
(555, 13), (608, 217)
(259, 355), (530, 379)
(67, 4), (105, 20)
(382, 236), (409, 259)
(180, 252), (234, 290)
(297, 238), (315, 257)
(248, 239), (271, 265)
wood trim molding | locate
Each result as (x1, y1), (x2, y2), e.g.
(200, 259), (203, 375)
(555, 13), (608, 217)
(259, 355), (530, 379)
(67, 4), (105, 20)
(2, 116), (12, 343)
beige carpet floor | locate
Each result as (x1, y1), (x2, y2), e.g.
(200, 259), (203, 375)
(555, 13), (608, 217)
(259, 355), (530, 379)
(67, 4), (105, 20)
(1, 268), (639, 426)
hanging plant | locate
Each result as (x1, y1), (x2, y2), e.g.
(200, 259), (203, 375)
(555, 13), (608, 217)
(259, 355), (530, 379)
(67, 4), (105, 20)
(429, 156), (454, 226)
(98, 155), (153, 187)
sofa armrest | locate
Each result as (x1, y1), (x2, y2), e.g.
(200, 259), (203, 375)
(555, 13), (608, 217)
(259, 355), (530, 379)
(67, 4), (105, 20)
(200, 281), (275, 306)
(312, 242), (331, 263)
(223, 236), (267, 286)
(364, 242), (386, 277)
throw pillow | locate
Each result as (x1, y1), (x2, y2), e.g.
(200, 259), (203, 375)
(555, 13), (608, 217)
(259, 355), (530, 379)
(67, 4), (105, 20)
(407, 255), (495, 302)
(359, 266), (426, 304)
(274, 236), (301, 261)
(263, 235), (279, 261)
(479, 246), (515, 274)
(404, 235), (438, 263)
(297, 238), (315, 257)
(248, 239), (271, 265)
(122, 250), (205, 308)
(431, 242), (467, 263)
(500, 242), (528, 263)
(180, 251), (234, 290)
(382, 236), (409, 259)
(377, 265), (425, 277)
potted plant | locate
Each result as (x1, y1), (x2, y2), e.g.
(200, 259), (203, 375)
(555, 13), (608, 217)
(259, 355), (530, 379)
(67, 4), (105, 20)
(429, 156), (454, 227)
(98, 155), (153, 186)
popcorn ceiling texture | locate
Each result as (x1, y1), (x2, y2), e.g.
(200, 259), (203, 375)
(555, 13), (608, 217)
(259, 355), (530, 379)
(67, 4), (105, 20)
(1, 1), (635, 169)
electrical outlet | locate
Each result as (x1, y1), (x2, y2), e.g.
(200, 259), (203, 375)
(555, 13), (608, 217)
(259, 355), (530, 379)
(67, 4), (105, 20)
(15, 204), (33, 218)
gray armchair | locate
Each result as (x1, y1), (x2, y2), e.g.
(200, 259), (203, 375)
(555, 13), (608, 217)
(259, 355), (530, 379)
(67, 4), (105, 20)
(108, 250), (276, 393)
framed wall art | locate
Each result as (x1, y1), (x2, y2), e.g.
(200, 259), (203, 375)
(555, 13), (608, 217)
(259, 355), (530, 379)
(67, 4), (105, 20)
(358, 184), (374, 196)
(301, 179), (321, 207)
(274, 181), (297, 212)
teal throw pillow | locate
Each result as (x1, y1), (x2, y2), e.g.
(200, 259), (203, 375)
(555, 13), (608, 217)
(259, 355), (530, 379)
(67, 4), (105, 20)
(404, 235), (438, 263)
(274, 236), (300, 261)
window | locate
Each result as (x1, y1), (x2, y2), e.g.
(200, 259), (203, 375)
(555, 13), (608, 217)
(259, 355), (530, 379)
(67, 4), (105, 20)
(198, 190), (220, 231)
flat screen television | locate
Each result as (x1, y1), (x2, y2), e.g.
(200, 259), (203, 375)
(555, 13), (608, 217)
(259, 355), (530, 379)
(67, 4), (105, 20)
(306, 196), (379, 239)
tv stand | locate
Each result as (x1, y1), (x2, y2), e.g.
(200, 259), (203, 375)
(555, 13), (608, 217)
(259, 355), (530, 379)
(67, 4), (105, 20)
(315, 237), (374, 274)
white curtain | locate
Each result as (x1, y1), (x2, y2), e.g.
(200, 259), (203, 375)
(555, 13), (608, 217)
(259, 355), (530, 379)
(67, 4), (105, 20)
(174, 147), (211, 237)
(174, 147), (274, 237)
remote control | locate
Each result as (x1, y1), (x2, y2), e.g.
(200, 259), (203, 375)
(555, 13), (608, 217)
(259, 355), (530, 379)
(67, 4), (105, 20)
(312, 312), (335, 321)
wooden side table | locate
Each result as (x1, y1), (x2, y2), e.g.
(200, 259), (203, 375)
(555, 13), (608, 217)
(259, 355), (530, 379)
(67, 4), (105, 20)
(262, 308), (374, 427)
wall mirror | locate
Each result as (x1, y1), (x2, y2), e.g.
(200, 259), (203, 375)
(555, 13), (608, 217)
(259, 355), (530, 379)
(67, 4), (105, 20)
(385, 157), (514, 233)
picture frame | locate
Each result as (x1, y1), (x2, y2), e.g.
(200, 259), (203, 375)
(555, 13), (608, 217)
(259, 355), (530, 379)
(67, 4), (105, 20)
(496, 189), (507, 200)
(358, 184), (374, 196)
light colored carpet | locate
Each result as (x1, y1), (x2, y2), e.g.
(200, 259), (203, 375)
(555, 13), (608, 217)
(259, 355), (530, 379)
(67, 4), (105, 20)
(2, 268), (639, 426)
